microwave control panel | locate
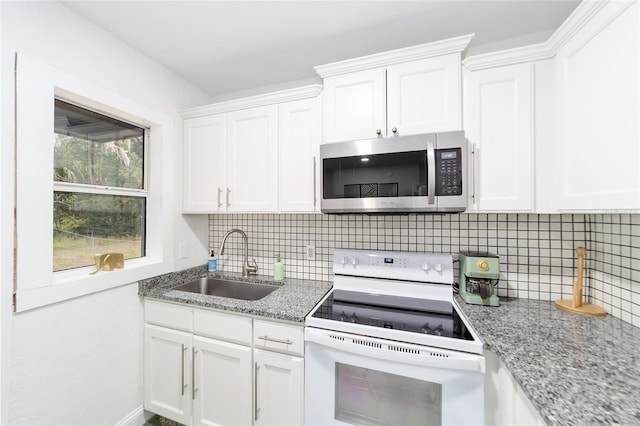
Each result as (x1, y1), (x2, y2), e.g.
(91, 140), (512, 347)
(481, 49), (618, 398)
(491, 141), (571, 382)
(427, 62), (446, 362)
(435, 148), (463, 196)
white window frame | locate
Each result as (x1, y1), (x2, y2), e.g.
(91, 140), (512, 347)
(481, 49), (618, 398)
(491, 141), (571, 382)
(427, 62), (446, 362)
(15, 54), (174, 312)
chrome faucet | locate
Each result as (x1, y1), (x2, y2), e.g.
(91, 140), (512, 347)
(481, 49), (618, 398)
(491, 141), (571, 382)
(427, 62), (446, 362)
(218, 228), (258, 277)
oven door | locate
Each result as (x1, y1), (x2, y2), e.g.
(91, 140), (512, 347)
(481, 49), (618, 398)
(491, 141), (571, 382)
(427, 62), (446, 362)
(305, 328), (484, 426)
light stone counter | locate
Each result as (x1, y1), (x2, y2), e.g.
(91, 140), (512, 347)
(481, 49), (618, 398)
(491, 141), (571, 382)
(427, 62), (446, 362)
(456, 296), (640, 425)
(139, 265), (332, 323)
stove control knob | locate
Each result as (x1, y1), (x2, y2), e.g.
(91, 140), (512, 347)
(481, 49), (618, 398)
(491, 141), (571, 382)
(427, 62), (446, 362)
(340, 311), (348, 322)
(341, 257), (349, 267)
(421, 263), (431, 272)
(351, 257), (359, 268)
(433, 325), (444, 336)
(350, 313), (358, 323)
(420, 323), (431, 334)
(434, 263), (444, 273)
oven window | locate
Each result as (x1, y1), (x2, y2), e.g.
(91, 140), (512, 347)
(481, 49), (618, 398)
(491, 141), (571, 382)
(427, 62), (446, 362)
(323, 151), (427, 199)
(335, 363), (442, 426)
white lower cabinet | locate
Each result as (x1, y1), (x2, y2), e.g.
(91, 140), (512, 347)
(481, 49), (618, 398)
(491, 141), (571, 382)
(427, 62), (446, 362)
(194, 336), (252, 426)
(254, 349), (304, 426)
(144, 324), (193, 425)
(484, 350), (544, 426)
(144, 299), (304, 426)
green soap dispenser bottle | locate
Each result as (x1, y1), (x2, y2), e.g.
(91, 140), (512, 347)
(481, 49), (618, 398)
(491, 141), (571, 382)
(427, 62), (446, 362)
(273, 254), (284, 281)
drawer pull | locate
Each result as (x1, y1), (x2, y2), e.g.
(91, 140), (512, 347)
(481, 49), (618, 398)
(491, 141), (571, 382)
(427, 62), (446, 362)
(258, 335), (292, 345)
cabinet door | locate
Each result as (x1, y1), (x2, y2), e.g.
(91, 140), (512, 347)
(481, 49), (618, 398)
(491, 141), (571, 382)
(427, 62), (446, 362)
(464, 63), (533, 212)
(278, 97), (322, 212)
(254, 349), (304, 426)
(183, 114), (226, 213)
(387, 54), (462, 136)
(552, 1), (639, 210)
(485, 350), (544, 426)
(322, 68), (386, 143)
(193, 336), (252, 426)
(226, 105), (278, 212)
(144, 324), (193, 425)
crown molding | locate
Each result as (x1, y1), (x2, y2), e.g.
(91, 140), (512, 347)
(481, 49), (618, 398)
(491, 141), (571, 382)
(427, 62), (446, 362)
(181, 84), (322, 119)
(314, 34), (475, 78)
(462, 0), (626, 71)
(545, 0), (610, 56)
(462, 42), (553, 71)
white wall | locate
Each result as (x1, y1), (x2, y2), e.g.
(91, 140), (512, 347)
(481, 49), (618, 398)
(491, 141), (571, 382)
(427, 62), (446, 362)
(1, 1), (210, 424)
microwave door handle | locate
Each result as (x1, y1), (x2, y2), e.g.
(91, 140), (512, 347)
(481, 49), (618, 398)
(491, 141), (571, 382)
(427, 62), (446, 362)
(427, 142), (436, 205)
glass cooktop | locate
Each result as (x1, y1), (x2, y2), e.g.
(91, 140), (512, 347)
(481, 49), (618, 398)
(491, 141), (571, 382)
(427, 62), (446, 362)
(310, 291), (474, 341)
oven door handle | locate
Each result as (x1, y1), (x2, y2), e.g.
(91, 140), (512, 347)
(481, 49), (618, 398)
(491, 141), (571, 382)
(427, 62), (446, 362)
(305, 328), (484, 373)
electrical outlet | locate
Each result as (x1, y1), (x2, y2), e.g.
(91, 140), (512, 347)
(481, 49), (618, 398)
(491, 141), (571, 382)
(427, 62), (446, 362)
(305, 245), (315, 260)
(178, 242), (187, 259)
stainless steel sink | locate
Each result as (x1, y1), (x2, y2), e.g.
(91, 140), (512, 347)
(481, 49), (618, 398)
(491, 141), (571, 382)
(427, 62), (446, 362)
(172, 277), (279, 301)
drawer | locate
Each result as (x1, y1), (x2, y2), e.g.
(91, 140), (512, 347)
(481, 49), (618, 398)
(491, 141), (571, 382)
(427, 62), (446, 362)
(253, 319), (304, 356)
(194, 308), (252, 345)
(144, 299), (193, 332)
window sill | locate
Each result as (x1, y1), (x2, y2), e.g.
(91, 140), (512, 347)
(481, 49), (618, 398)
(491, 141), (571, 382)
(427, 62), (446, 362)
(15, 257), (174, 312)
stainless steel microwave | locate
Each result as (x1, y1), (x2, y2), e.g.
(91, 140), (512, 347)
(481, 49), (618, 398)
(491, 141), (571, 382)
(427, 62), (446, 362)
(320, 131), (467, 214)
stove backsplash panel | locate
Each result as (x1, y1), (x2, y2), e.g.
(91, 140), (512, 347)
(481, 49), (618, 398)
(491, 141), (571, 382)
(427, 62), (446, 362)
(209, 213), (640, 328)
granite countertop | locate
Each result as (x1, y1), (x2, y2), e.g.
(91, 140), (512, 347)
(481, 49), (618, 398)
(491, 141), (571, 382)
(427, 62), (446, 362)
(455, 295), (640, 425)
(138, 265), (332, 323)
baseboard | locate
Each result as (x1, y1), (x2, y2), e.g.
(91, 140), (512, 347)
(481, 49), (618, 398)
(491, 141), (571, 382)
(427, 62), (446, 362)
(116, 405), (155, 426)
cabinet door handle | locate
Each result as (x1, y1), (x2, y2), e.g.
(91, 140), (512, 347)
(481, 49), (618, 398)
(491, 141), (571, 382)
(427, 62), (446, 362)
(192, 348), (198, 400)
(254, 362), (260, 421)
(313, 156), (317, 208)
(217, 188), (222, 208)
(258, 335), (293, 345)
(376, 129), (382, 138)
(471, 143), (478, 205)
(392, 127), (398, 136)
(226, 188), (231, 208)
(181, 345), (188, 396)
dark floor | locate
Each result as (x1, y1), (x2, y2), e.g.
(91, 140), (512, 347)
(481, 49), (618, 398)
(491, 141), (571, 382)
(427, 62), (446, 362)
(143, 415), (183, 426)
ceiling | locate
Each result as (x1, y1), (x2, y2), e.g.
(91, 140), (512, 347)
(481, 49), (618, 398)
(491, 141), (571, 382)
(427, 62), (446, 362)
(61, 1), (581, 100)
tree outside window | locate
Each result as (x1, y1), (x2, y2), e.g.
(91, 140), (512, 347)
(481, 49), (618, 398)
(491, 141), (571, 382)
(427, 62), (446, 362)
(53, 99), (147, 272)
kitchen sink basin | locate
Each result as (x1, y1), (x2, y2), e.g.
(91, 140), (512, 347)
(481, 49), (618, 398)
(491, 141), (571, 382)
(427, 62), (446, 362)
(172, 277), (279, 301)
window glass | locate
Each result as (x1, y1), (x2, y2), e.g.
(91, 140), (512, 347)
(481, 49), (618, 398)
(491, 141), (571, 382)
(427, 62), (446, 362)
(53, 100), (147, 272)
(54, 100), (144, 188)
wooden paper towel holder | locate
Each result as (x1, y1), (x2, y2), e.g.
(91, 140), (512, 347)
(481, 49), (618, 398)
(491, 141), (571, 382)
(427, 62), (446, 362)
(555, 247), (606, 316)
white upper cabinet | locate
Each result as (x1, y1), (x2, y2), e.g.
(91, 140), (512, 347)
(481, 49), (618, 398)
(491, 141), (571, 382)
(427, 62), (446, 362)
(322, 68), (386, 142)
(387, 54), (462, 136)
(183, 114), (226, 213)
(226, 105), (279, 212)
(181, 85), (322, 214)
(550, 0), (639, 211)
(316, 35), (473, 143)
(278, 96), (322, 212)
(463, 63), (534, 212)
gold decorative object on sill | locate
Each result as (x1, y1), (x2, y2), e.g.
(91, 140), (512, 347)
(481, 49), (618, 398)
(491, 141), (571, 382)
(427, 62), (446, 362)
(555, 247), (606, 316)
(90, 253), (125, 275)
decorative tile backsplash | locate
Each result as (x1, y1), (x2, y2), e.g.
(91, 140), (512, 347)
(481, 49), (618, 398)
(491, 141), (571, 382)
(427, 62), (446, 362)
(209, 213), (640, 327)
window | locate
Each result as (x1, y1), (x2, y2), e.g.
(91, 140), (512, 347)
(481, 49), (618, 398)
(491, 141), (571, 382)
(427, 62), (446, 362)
(15, 54), (174, 312)
(53, 99), (147, 272)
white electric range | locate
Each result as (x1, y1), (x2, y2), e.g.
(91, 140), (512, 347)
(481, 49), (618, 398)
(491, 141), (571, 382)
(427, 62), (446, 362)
(305, 248), (485, 426)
